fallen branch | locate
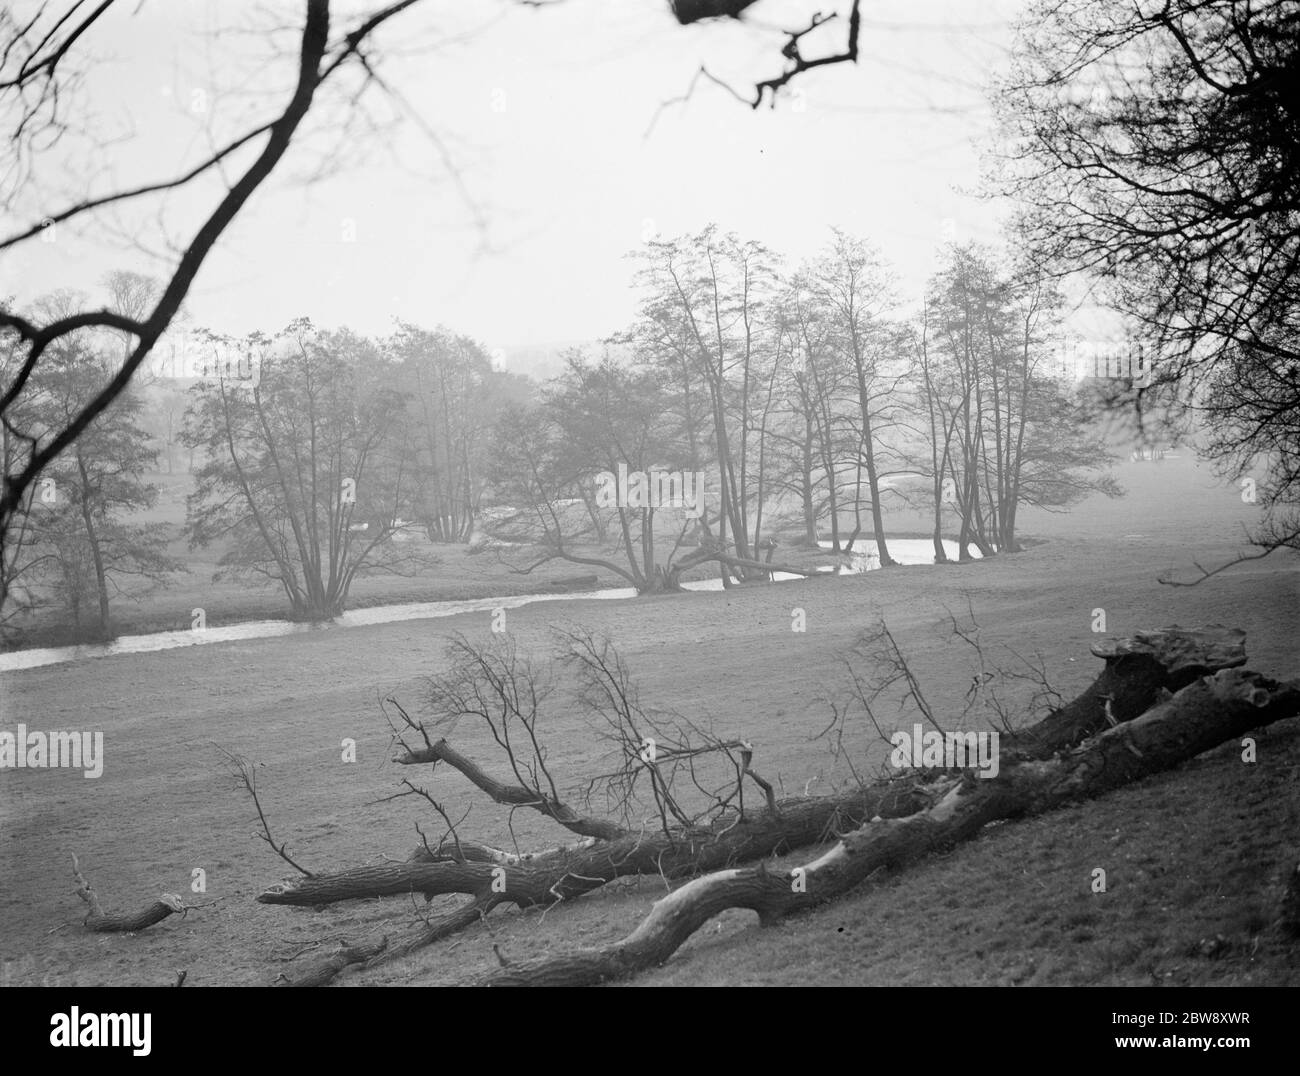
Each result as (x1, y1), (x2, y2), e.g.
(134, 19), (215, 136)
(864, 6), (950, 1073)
(72, 853), (184, 933)
(218, 745), (314, 876)
(279, 895), (503, 987)
(1158, 525), (1300, 587)
(276, 938), (389, 988)
(394, 736), (626, 842)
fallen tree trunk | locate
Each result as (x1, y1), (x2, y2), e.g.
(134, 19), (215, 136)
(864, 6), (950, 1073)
(267, 625), (1245, 910)
(710, 552), (825, 578)
(262, 625), (1252, 984)
(480, 668), (1300, 986)
(1005, 624), (1246, 760)
(662, 547), (827, 588)
(258, 778), (930, 909)
(265, 772), (928, 985)
(265, 782), (927, 986)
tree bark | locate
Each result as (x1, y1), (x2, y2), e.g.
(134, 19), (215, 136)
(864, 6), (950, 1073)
(75, 453), (112, 635)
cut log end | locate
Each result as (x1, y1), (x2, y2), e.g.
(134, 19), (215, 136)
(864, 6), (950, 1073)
(1089, 624), (1247, 673)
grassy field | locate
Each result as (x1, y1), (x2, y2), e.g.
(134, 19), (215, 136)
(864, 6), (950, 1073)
(1, 450), (1298, 986)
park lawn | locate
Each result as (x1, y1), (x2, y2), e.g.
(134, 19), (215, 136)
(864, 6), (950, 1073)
(1, 451), (1297, 986)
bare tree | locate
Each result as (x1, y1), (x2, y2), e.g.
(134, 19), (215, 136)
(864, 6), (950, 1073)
(183, 320), (431, 620)
(803, 231), (903, 565)
(770, 279), (855, 549)
(995, 0), (1300, 560)
(630, 227), (785, 581)
(921, 244), (1120, 556)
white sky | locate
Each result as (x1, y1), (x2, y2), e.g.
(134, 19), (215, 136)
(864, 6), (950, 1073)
(3, 0), (1045, 364)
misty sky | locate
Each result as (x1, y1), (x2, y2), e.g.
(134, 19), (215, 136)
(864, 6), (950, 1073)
(3, 0), (1039, 364)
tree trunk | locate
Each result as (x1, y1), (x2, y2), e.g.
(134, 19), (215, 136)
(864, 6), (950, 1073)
(258, 626), (1248, 985)
(1004, 624), (1246, 760)
(481, 667), (1300, 986)
(259, 781), (928, 912)
(800, 412), (818, 546)
(579, 484), (607, 541)
(262, 780), (931, 986)
(856, 403), (894, 566)
(923, 368), (949, 564)
(75, 455), (111, 635)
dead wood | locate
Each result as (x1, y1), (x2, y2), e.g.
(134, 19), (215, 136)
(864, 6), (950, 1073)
(259, 625), (1258, 986)
(481, 668), (1300, 985)
(72, 853), (184, 933)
